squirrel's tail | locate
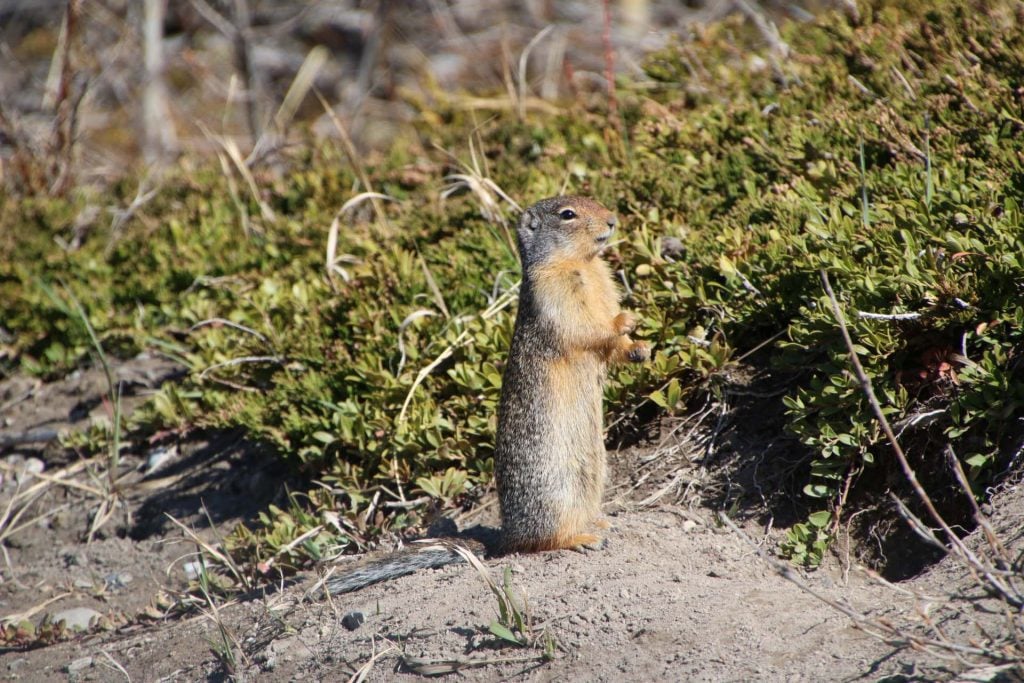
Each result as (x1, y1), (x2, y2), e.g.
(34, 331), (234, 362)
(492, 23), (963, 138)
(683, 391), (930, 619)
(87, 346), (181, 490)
(317, 539), (485, 597)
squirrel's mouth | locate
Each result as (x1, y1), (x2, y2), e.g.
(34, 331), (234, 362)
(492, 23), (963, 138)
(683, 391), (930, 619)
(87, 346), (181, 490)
(595, 229), (614, 244)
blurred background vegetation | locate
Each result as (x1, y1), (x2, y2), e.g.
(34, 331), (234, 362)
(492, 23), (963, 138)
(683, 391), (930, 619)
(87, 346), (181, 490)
(0, 0), (803, 187)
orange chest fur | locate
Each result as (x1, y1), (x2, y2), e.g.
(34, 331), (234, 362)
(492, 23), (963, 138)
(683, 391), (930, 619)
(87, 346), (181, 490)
(530, 257), (622, 330)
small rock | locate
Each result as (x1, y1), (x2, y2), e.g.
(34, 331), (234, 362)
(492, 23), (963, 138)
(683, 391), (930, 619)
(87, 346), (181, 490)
(660, 236), (685, 260)
(22, 457), (44, 476)
(104, 572), (133, 591)
(183, 560), (203, 581)
(1, 455), (45, 487)
(256, 649), (277, 671)
(681, 519), (698, 532)
(65, 656), (93, 674)
(341, 611), (365, 631)
(140, 445), (178, 476)
(6, 657), (28, 672)
(63, 551), (87, 568)
(52, 607), (102, 631)
(72, 578), (94, 590)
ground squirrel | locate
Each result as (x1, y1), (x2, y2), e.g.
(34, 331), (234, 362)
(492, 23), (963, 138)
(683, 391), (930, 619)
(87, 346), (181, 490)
(319, 196), (649, 597)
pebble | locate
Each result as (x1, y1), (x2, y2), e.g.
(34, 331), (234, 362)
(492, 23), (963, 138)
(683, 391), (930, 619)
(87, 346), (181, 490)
(140, 445), (178, 476)
(661, 236), (686, 260)
(1, 455), (45, 488)
(65, 656), (93, 674)
(63, 551), (87, 567)
(22, 457), (44, 477)
(104, 572), (133, 591)
(183, 560), (203, 581)
(341, 611), (365, 631)
(52, 607), (102, 631)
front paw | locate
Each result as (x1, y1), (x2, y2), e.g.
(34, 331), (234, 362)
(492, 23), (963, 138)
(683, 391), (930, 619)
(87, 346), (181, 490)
(613, 311), (637, 336)
(626, 341), (651, 363)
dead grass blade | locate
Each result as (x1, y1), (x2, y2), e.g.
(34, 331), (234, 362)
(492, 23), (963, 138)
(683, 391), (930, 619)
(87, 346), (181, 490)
(222, 135), (274, 221)
(325, 191), (398, 287)
(105, 178), (162, 254)
(0, 591), (74, 627)
(165, 510), (252, 591)
(98, 649), (132, 682)
(347, 638), (399, 683)
(455, 95), (562, 116)
(197, 122), (275, 228)
(46, 0), (83, 196)
(256, 523), (324, 574)
(397, 309), (437, 374)
(517, 26), (555, 120)
(419, 256), (450, 319)
(314, 90), (391, 229)
(439, 132), (521, 259)
(0, 457), (98, 544)
(402, 653), (547, 676)
(190, 318), (271, 346)
(274, 46), (328, 133)
(397, 282), (519, 425)
(248, 45), (329, 165)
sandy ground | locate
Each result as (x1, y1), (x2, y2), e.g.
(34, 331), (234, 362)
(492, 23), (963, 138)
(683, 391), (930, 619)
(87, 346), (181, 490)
(1, 360), (1021, 682)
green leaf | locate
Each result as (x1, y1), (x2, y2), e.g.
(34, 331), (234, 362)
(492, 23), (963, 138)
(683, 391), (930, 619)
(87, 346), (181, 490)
(965, 454), (990, 469)
(803, 484), (833, 498)
(488, 621), (521, 645)
(808, 511), (831, 528)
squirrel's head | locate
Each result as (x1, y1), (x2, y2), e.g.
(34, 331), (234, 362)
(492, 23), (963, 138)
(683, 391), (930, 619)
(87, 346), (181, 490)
(516, 196), (618, 266)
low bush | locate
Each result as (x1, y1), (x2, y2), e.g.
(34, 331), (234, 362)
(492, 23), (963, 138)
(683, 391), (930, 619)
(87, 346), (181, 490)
(2, 0), (1022, 572)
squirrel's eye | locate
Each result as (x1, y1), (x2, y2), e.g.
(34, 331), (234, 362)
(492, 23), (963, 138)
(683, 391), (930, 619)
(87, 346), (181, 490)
(558, 209), (577, 220)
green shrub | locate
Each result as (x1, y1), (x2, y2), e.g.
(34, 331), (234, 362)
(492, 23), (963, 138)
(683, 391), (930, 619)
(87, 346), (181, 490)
(2, 0), (1022, 571)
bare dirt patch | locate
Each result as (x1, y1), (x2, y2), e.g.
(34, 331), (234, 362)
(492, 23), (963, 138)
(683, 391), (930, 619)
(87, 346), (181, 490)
(1, 367), (1021, 682)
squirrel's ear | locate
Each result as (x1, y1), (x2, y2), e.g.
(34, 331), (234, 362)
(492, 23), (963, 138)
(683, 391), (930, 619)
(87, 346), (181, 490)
(516, 209), (540, 251)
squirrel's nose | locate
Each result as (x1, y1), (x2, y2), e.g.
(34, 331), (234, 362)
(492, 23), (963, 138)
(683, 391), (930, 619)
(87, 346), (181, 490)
(606, 215), (618, 230)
